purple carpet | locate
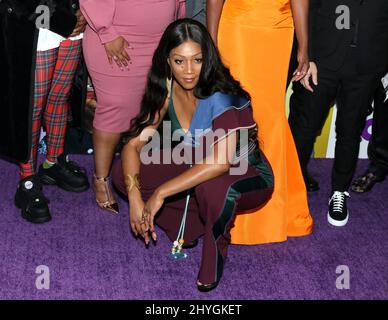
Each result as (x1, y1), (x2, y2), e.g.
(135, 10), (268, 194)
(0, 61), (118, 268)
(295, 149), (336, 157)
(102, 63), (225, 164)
(0, 156), (387, 300)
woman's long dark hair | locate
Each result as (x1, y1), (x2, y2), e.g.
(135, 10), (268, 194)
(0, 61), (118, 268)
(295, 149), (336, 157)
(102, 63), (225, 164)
(124, 18), (250, 141)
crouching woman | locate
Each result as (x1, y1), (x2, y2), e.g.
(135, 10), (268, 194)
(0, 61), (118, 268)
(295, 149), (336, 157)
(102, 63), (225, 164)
(112, 19), (274, 292)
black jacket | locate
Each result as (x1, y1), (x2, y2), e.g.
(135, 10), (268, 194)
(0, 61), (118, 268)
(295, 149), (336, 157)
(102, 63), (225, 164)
(309, 0), (388, 74)
(0, 0), (81, 163)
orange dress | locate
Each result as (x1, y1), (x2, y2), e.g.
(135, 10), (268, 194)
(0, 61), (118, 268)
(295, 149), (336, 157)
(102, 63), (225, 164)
(218, 0), (313, 244)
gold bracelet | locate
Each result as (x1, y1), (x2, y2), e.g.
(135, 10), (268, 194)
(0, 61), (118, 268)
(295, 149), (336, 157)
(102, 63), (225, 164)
(124, 174), (140, 193)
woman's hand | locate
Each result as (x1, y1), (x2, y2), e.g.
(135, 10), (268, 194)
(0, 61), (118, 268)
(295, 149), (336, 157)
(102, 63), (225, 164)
(70, 10), (87, 37)
(144, 190), (165, 242)
(291, 48), (309, 82)
(129, 196), (150, 244)
(104, 36), (131, 69)
(301, 62), (318, 92)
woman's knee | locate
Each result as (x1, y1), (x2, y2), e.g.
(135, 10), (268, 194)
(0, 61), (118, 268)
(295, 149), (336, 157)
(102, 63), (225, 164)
(194, 175), (233, 219)
(195, 175), (229, 202)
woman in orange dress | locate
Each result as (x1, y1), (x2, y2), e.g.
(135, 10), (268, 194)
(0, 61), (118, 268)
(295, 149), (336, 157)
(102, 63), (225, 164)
(207, 0), (313, 244)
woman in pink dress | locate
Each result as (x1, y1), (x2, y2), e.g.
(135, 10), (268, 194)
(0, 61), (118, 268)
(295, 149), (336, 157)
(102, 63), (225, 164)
(80, 0), (182, 213)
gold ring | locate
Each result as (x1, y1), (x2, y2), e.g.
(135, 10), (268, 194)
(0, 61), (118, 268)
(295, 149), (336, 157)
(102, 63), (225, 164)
(142, 209), (148, 222)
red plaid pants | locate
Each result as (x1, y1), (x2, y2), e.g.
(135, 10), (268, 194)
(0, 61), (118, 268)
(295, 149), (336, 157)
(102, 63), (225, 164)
(20, 39), (82, 178)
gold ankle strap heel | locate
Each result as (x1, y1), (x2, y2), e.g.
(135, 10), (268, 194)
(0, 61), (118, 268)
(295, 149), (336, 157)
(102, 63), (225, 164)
(93, 174), (119, 214)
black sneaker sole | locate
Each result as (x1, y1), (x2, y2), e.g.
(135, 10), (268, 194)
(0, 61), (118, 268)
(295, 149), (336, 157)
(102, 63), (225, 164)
(14, 198), (51, 224)
(21, 210), (52, 224)
(39, 174), (89, 193)
(327, 211), (349, 227)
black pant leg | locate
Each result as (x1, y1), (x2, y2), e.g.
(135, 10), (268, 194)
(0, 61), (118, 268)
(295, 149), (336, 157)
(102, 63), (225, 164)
(289, 68), (339, 176)
(368, 80), (388, 176)
(332, 74), (381, 191)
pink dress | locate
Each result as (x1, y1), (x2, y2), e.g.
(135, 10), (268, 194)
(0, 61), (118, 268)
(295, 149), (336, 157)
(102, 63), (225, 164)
(80, 0), (180, 133)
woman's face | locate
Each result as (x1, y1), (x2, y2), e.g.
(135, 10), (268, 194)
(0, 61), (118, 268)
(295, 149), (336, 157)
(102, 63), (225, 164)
(168, 40), (202, 91)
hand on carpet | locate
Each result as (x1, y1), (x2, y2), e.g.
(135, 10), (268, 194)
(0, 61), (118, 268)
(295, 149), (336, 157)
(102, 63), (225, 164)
(129, 197), (151, 245)
(144, 191), (165, 242)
